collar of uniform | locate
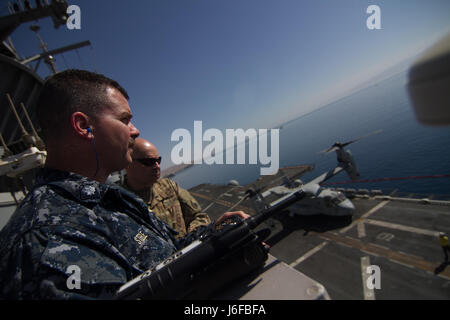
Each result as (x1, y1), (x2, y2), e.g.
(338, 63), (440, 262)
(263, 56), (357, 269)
(35, 167), (105, 204)
(122, 175), (152, 203)
(151, 179), (171, 200)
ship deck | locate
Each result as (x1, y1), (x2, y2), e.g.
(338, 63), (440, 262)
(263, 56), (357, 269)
(188, 168), (450, 300)
(1, 165), (449, 299)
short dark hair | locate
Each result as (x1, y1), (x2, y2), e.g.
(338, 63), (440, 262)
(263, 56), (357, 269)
(36, 69), (129, 142)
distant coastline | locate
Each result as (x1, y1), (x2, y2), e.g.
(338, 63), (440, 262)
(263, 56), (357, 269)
(161, 163), (194, 178)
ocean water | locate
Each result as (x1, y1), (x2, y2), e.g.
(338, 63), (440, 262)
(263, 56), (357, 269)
(172, 71), (450, 197)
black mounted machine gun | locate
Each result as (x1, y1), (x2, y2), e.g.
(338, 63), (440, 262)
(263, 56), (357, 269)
(115, 188), (306, 300)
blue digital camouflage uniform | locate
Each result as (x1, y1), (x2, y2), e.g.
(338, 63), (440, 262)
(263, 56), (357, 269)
(0, 168), (204, 299)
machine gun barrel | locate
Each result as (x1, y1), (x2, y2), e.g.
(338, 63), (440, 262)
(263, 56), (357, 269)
(247, 190), (305, 229)
(115, 188), (306, 300)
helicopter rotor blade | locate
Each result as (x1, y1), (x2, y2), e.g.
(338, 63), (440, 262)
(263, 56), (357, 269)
(319, 146), (339, 154)
(341, 129), (383, 147)
(318, 129), (382, 154)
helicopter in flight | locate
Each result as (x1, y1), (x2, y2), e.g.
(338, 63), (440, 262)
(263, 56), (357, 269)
(248, 130), (382, 217)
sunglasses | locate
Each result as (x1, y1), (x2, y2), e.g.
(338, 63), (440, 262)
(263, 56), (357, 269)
(133, 156), (162, 167)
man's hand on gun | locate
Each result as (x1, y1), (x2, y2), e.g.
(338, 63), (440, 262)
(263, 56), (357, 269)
(215, 211), (250, 225)
(215, 211), (270, 249)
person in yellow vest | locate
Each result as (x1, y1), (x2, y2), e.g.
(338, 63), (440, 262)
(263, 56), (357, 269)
(439, 232), (449, 263)
(123, 138), (211, 238)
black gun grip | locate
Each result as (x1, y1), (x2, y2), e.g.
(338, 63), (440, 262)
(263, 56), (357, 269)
(215, 214), (243, 231)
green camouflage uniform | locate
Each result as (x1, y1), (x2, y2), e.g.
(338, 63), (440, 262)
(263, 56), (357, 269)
(123, 178), (211, 238)
(0, 168), (205, 299)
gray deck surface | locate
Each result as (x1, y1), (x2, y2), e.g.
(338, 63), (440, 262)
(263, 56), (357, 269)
(189, 183), (450, 300)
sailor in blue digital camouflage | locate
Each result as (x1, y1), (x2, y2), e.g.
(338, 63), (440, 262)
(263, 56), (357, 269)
(123, 138), (211, 238)
(0, 69), (248, 299)
(0, 168), (183, 299)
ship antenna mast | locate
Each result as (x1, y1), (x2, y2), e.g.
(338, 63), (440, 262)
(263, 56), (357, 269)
(29, 24), (57, 74)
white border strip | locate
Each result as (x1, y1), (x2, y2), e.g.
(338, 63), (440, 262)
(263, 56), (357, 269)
(290, 241), (329, 268)
(364, 219), (440, 237)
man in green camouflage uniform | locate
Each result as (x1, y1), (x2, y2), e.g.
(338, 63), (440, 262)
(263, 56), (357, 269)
(0, 70), (247, 299)
(123, 138), (211, 238)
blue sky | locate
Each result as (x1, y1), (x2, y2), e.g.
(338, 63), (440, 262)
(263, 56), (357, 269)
(5, 0), (450, 169)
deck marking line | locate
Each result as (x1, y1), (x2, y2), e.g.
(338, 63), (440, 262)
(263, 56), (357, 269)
(318, 232), (450, 279)
(340, 200), (390, 234)
(361, 256), (376, 300)
(190, 191), (256, 214)
(290, 241), (329, 268)
(364, 219), (440, 237)
(437, 274), (450, 281)
(357, 221), (366, 238)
